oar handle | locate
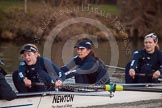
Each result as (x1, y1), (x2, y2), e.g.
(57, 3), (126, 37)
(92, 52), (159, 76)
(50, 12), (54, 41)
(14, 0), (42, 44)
(136, 73), (162, 78)
(32, 82), (50, 86)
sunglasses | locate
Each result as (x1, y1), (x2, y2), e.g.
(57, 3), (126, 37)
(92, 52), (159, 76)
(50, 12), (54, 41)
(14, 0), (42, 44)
(145, 33), (158, 42)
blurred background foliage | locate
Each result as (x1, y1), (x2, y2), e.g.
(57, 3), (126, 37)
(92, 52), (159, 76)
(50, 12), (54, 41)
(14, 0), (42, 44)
(0, 0), (162, 41)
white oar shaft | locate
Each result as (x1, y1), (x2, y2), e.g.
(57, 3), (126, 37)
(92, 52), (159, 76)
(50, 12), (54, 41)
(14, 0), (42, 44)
(17, 91), (110, 97)
(105, 65), (125, 70)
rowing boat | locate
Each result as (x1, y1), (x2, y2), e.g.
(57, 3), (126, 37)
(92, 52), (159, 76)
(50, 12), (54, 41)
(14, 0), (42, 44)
(2, 72), (162, 108)
(0, 84), (162, 108)
(0, 91), (161, 108)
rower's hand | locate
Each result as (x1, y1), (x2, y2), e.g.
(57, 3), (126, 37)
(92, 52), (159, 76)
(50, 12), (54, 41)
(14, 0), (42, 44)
(23, 77), (32, 88)
(129, 69), (136, 79)
(152, 70), (160, 79)
(55, 80), (63, 88)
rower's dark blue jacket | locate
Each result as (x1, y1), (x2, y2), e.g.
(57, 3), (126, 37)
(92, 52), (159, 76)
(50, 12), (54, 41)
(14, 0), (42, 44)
(19, 57), (65, 81)
(18, 57), (65, 82)
(13, 56), (65, 92)
(0, 73), (16, 100)
(125, 49), (162, 83)
(130, 49), (162, 74)
(61, 54), (110, 84)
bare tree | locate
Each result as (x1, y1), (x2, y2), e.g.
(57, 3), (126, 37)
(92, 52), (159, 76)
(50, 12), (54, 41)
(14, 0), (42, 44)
(117, 0), (162, 38)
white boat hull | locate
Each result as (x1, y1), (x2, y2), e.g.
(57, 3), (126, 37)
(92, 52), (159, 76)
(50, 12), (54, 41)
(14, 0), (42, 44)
(0, 91), (161, 108)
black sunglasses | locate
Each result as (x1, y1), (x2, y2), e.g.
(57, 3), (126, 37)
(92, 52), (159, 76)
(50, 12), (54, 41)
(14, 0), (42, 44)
(145, 33), (158, 42)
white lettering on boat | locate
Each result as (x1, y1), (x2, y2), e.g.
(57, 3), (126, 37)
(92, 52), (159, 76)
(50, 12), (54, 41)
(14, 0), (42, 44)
(52, 95), (74, 103)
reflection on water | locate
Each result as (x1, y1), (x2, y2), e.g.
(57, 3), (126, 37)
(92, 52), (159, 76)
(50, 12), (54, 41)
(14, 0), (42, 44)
(0, 39), (155, 74)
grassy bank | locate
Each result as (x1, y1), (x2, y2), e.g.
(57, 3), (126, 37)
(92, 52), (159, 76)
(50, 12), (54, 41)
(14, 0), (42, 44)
(92, 4), (120, 15)
(0, 0), (23, 11)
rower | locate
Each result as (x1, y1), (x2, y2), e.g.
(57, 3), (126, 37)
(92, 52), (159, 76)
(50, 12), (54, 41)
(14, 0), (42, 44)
(0, 59), (16, 100)
(125, 33), (162, 83)
(60, 38), (110, 85)
(12, 43), (65, 93)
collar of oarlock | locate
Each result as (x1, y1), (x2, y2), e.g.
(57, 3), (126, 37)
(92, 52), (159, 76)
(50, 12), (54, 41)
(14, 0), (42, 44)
(105, 82), (124, 98)
(109, 82), (116, 97)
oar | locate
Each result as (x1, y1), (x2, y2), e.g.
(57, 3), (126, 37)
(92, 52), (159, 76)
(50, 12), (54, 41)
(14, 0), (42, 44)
(120, 83), (162, 87)
(63, 83), (162, 92)
(33, 82), (162, 93)
(135, 73), (162, 78)
(16, 91), (111, 97)
(33, 82), (123, 92)
(123, 87), (162, 92)
(105, 65), (125, 70)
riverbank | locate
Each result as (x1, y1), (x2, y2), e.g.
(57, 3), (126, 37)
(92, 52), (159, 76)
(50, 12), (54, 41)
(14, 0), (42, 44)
(0, 0), (127, 42)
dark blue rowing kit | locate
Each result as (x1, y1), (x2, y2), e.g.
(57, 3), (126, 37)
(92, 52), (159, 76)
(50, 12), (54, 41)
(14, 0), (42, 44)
(12, 57), (65, 93)
(125, 49), (162, 83)
(61, 54), (110, 84)
(0, 73), (16, 100)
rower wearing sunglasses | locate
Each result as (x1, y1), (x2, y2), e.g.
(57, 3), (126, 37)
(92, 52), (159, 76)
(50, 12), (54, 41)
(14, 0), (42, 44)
(125, 33), (162, 83)
(12, 44), (65, 93)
